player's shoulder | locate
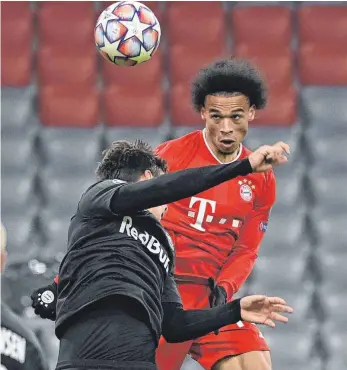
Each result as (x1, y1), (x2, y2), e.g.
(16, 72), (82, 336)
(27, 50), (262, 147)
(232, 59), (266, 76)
(156, 130), (201, 154)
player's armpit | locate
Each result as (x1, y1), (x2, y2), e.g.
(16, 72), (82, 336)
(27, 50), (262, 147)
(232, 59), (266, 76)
(216, 171), (276, 299)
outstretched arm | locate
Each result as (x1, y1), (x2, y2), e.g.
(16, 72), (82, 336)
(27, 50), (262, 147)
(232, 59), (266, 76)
(161, 274), (292, 343)
(108, 142), (288, 214)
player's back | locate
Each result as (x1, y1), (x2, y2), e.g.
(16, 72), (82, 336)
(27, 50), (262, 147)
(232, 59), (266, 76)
(55, 179), (175, 342)
(156, 130), (274, 281)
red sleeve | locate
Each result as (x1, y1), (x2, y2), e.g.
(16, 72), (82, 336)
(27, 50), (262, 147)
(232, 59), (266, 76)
(216, 170), (276, 299)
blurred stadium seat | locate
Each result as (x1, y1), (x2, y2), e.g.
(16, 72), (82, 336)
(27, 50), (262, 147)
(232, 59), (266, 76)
(38, 1), (95, 47)
(39, 85), (100, 127)
(234, 44), (293, 89)
(1, 2), (33, 86)
(40, 174), (93, 217)
(39, 127), (102, 177)
(1, 87), (36, 134)
(169, 44), (228, 84)
(170, 82), (202, 127)
(299, 44), (347, 85)
(301, 87), (347, 133)
(103, 84), (164, 127)
(1, 135), (37, 176)
(1, 175), (38, 217)
(231, 6), (293, 48)
(298, 5), (347, 45)
(37, 45), (98, 87)
(167, 2), (226, 46)
(253, 85), (297, 126)
(102, 51), (163, 87)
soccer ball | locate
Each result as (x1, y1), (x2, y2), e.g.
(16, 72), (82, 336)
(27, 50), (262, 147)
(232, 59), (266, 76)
(95, 1), (161, 66)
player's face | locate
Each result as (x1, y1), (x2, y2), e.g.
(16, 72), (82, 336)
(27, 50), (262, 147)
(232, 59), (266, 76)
(141, 170), (168, 221)
(201, 94), (255, 155)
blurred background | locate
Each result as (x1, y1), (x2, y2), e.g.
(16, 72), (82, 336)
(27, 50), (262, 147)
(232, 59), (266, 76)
(1, 1), (347, 370)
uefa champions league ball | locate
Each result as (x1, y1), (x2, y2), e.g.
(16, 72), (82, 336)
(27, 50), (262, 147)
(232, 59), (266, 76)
(95, 1), (161, 66)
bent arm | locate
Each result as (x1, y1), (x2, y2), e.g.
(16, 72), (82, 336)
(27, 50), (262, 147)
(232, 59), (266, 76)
(161, 300), (242, 343)
(110, 159), (252, 213)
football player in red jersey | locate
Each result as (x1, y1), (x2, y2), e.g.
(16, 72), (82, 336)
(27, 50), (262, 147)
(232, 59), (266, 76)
(155, 59), (277, 370)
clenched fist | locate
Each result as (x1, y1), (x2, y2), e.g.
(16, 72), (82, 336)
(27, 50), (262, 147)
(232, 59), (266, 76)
(31, 282), (57, 321)
(249, 141), (290, 173)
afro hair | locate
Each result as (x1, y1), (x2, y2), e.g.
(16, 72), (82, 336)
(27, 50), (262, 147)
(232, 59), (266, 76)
(191, 58), (267, 111)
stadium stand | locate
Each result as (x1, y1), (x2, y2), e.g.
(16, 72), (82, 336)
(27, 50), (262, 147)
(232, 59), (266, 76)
(1, 2), (33, 86)
(2, 2), (347, 370)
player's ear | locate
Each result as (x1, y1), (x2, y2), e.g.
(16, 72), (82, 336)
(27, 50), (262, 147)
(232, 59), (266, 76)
(140, 170), (153, 181)
(201, 107), (206, 121)
(248, 106), (256, 122)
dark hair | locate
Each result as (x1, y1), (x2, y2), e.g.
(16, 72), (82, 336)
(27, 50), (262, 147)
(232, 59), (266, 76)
(191, 58), (267, 111)
(96, 140), (167, 182)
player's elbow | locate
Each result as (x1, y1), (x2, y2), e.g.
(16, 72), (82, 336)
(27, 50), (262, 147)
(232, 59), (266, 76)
(162, 328), (191, 343)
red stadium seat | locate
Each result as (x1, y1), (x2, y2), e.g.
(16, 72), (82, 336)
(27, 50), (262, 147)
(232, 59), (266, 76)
(170, 83), (202, 127)
(1, 2), (33, 48)
(253, 85), (297, 126)
(231, 6), (292, 48)
(169, 44), (228, 84)
(103, 85), (164, 127)
(101, 51), (162, 87)
(299, 44), (347, 86)
(39, 85), (100, 127)
(234, 43), (294, 89)
(37, 45), (97, 87)
(298, 6), (347, 45)
(1, 2), (33, 86)
(101, 1), (162, 20)
(38, 1), (95, 47)
(1, 48), (32, 87)
(167, 2), (226, 46)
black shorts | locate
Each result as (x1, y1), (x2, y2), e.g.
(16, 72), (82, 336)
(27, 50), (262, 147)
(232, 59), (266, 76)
(56, 296), (157, 370)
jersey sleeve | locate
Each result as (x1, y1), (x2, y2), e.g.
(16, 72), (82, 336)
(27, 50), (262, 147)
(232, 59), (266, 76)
(161, 273), (183, 305)
(80, 160), (253, 217)
(216, 170), (276, 299)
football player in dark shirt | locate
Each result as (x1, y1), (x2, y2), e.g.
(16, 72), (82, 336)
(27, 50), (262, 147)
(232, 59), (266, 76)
(1, 223), (48, 370)
(31, 140), (292, 370)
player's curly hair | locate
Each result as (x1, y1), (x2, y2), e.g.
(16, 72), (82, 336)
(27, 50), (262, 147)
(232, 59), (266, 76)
(191, 58), (267, 111)
(96, 140), (167, 182)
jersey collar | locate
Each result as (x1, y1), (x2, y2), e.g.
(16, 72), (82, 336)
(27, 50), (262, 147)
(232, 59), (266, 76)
(202, 129), (243, 164)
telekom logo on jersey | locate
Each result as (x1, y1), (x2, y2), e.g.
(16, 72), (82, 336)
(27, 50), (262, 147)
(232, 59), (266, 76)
(187, 197), (241, 232)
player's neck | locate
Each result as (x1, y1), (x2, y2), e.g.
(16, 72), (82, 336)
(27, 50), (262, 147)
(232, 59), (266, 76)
(214, 147), (241, 163)
(203, 130), (241, 164)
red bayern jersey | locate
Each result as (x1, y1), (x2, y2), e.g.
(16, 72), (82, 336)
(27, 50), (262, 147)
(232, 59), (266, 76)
(155, 130), (276, 299)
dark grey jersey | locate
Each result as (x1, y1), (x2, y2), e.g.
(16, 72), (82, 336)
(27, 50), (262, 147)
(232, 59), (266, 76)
(55, 159), (252, 341)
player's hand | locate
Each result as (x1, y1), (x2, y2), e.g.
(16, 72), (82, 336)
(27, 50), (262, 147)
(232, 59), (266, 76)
(31, 282), (57, 321)
(249, 142), (290, 173)
(208, 278), (227, 307)
(240, 295), (293, 328)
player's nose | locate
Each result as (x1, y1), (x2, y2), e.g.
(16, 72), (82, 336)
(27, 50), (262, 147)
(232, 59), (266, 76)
(219, 120), (233, 134)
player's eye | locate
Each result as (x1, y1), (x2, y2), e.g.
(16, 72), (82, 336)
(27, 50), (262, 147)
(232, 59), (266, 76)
(211, 115), (221, 120)
(232, 114), (242, 121)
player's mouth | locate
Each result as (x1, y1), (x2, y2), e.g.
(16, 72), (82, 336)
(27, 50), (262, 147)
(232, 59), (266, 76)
(219, 139), (235, 147)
